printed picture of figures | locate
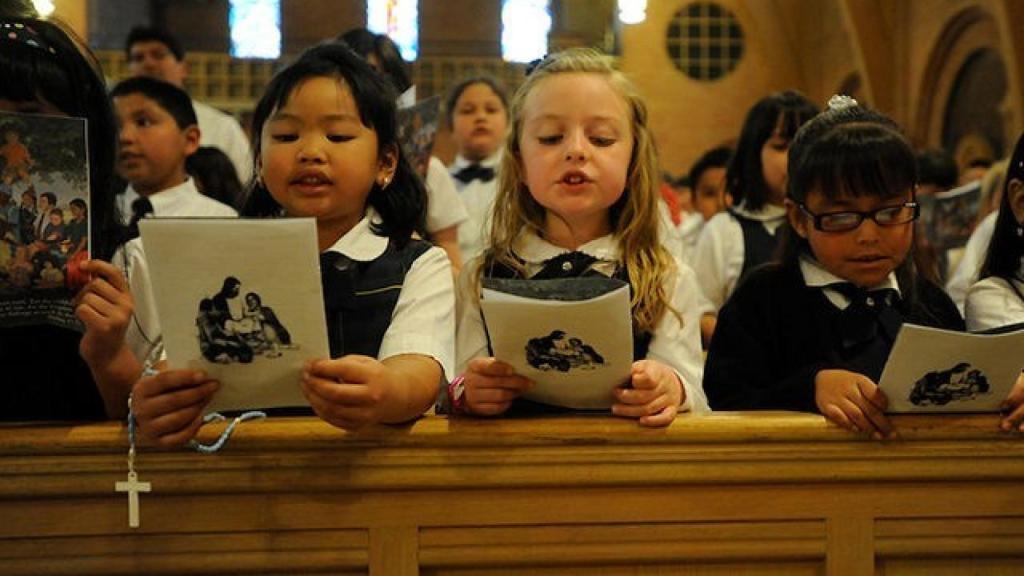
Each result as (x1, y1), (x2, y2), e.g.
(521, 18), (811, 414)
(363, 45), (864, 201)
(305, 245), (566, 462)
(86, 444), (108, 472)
(526, 329), (605, 372)
(197, 276), (297, 364)
(397, 95), (440, 178)
(0, 113), (89, 298)
(909, 362), (991, 406)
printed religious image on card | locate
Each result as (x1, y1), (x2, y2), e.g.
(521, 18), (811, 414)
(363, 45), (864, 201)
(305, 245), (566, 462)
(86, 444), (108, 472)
(0, 111), (90, 330)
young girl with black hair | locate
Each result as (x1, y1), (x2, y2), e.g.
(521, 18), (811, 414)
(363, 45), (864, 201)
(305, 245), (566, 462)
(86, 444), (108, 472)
(965, 132), (1024, 432)
(132, 43), (454, 444)
(446, 76), (510, 261)
(0, 12), (140, 420)
(692, 91), (818, 344)
(703, 96), (964, 438)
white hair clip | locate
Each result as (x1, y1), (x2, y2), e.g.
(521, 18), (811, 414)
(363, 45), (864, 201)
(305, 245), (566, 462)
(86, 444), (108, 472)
(827, 94), (858, 111)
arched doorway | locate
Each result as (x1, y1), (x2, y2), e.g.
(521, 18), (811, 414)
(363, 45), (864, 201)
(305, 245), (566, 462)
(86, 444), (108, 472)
(942, 48), (1006, 166)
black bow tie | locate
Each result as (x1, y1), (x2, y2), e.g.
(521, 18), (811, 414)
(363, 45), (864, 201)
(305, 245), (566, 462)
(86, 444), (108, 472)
(533, 251), (599, 279)
(453, 163), (495, 184)
(827, 283), (902, 349)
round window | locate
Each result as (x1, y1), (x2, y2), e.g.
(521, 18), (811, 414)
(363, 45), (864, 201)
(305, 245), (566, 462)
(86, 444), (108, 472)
(666, 2), (744, 81)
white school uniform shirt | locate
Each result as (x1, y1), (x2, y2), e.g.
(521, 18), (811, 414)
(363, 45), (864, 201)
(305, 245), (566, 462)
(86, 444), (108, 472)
(424, 156), (469, 235)
(691, 201), (787, 316)
(455, 229), (709, 413)
(323, 209), (456, 379)
(193, 100), (253, 181)
(964, 264), (1024, 331)
(945, 211), (997, 314)
(450, 151), (501, 261)
(115, 177), (239, 366)
(116, 177), (238, 225)
(798, 255), (901, 309)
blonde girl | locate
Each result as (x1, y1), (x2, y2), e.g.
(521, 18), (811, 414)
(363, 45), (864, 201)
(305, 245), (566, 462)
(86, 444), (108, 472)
(449, 48), (707, 426)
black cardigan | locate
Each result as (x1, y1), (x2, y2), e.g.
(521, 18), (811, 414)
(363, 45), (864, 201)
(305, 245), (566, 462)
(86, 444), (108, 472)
(704, 261), (965, 413)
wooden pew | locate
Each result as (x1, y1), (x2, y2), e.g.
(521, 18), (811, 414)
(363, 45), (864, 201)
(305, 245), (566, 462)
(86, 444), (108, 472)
(2, 412), (1024, 575)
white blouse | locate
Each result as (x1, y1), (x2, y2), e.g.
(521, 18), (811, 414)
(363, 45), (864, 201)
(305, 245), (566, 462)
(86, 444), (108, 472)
(965, 271), (1024, 332)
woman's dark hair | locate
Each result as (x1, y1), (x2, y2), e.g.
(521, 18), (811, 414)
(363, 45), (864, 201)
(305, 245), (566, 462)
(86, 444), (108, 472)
(979, 132), (1024, 283)
(727, 91), (818, 211)
(337, 28), (411, 94)
(241, 42), (426, 246)
(444, 76), (509, 130)
(187, 146), (244, 209)
(776, 101), (929, 306)
(0, 16), (122, 259)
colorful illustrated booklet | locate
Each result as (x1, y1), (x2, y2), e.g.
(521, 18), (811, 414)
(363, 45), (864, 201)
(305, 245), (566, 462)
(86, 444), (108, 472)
(139, 218), (329, 413)
(0, 111), (90, 330)
(480, 277), (633, 409)
(879, 323), (1024, 412)
(396, 95), (440, 178)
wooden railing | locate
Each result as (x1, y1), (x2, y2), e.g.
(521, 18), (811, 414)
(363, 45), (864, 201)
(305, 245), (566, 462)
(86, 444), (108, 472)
(3, 412), (1024, 575)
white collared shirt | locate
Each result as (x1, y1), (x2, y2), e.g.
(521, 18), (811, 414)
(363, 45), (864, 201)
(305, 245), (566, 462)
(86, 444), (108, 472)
(455, 229), (709, 413)
(965, 265), (1024, 331)
(424, 156), (468, 235)
(193, 100), (253, 181)
(450, 151), (501, 261)
(117, 177), (238, 224)
(323, 209), (456, 379)
(798, 255), (901, 310)
(691, 201), (788, 316)
(946, 211), (997, 314)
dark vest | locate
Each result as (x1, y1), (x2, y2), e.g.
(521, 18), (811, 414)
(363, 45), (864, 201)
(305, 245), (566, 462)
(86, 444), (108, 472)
(730, 208), (779, 281)
(321, 238), (432, 359)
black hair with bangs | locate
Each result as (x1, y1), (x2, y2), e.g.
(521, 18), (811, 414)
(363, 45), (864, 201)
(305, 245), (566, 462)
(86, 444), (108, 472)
(241, 42), (426, 246)
(979, 132), (1024, 284)
(727, 90), (818, 211)
(0, 16), (122, 259)
(777, 102), (929, 307)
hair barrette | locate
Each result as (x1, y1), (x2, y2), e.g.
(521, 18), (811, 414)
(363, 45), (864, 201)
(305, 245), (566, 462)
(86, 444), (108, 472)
(0, 21), (57, 55)
(525, 54), (553, 77)
(827, 94), (858, 111)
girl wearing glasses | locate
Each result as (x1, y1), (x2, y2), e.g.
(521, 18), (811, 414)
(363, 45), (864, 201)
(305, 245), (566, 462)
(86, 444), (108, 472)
(703, 96), (964, 439)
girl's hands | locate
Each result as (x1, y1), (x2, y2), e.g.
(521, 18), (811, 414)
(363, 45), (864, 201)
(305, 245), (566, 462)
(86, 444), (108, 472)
(75, 259), (133, 365)
(132, 370), (220, 447)
(999, 373), (1024, 432)
(613, 359), (684, 427)
(815, 369), (893, 439)
(302, 355), (398, 430)
(462, 357), (533, 416)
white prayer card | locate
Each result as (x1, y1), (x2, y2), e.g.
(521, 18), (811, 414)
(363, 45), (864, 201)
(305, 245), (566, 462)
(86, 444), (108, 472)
(879, 324), (1024, 413)
(481, 278), (633, 409)
(140, 218), (329, 413)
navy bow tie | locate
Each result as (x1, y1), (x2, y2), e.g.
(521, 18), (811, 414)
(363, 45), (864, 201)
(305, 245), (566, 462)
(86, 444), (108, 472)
(453, 163), (495, 184)
(827, 283), (903, 350)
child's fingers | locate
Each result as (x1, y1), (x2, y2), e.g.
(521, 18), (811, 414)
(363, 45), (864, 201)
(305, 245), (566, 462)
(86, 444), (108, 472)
(856, 377), (889, 412)
(466, 399), (513, 416)
(821, 403), (856, 432)
(467, 386), (521, 406)
(638, 404), (678, 428)
(615, 385), (659, 406)
(135, 379), (219, 421)
(82, 259), (130, 292)
(134, 370), (211, 400)
(1000, 402), (1024, 432)
(464, 371), (533, 394)
(467, 357), (518, 377)
(849, 387), (892, 438)
(612, 393), (671, 419)
(308, 355), (378, 384)
(301, 374), (374, 407)
(140, 402), (208, 447)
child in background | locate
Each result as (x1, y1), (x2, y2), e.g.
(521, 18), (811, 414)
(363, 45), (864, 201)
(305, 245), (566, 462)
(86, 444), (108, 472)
(674, 146), (733, 264)
(340, 28), (469, 274)
(703, 97), (964, 438)
(965, 132), (1024, 431)
(451, 48), (707, 426)
(186, 146), (245, 209)
(0, 128), (33, 185)
(446, 76), (510, 261)
(0, 12), (141, 420)
(692, 92), (818, 345)
(132, 43), (454, 445)
(111, 77), (238, 223)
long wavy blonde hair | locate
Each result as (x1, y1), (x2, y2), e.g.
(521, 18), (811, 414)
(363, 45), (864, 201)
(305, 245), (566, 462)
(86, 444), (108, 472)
(477, 47), (678, 333)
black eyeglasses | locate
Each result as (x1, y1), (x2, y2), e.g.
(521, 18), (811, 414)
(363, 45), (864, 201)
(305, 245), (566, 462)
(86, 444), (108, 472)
(799, 202), (920, 232)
